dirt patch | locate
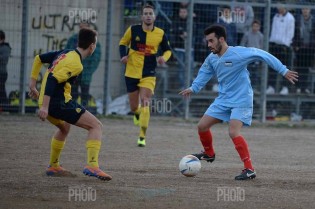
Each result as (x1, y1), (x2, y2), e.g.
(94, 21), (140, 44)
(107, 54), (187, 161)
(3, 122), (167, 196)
(0, 115), (314, 209)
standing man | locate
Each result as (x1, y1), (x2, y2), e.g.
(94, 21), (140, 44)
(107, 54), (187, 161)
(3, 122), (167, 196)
(65, 21), (101, 108)
(170, 6), (195, 89)
(293, 7), (315, 94)
(28, 28), (112, 181)
(268, 4), (295, 94)
(0, 30), (11, 108)
(119, 4), (172, 147)
(179, 25), (298, 180)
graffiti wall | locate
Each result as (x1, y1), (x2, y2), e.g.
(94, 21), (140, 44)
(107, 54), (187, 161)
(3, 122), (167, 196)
(1, 0), (111, 101)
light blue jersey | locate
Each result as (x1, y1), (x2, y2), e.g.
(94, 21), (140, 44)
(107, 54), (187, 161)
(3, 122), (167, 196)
(190, 46), (288, 107)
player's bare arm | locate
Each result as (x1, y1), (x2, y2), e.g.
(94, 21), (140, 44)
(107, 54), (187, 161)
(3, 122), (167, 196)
(28, 78), (39, 99)
(120, 55), (128, 64)
(179, 88), (193, 98)
(284, 70), (298, 84)
(157, 56), (166, 65)
(38, 95), (50, 121)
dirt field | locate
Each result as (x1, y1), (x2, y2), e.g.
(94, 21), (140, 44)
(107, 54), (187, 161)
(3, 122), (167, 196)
(0, 114), (314, 209)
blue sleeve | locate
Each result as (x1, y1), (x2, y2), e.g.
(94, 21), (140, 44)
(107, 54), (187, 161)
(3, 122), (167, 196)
(39, 50), (63, 64)
(160, 33), (171, 52)
(190, 56), (214, 93)
(243, 48), (288, 76)
(119, 45), (127, 58)
(44, 73), (58, 97)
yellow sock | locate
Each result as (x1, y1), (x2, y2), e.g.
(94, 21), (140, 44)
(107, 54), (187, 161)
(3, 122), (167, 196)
(86, 140), (101, 167)
(49, 138), (65, 167)
(135, 105), (141, 116)
(139, 106), (150, 138)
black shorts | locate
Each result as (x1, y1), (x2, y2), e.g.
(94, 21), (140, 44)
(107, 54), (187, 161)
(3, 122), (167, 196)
(125, 76), (156, 93)
(48, 99), (86, 125)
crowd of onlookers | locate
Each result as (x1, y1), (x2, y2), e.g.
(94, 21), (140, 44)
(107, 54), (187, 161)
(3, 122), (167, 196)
(124, 1), (315, 95)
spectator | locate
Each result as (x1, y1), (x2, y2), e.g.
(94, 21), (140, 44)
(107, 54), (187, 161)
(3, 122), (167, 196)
(0, 30), (11, 108)
(293, 7), (315, 94)
(217, 5), (237, 46)
(65, 22), (101, 108)
(267, 4), (295, 95)
(240, 20), (263, 49)
(170, 6), (195, 89)
(232, 1), (254, 44)
(240, 20), (264, 93)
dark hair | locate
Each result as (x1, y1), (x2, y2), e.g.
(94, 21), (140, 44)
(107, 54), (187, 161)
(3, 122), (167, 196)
(142, 4), (154, 13)
(0, 30), (5, 40)
(204, 24), (227, 40)
(221, 5), (231, 10)
(78, 28), (97, 49)
(252, 19), (261, 25)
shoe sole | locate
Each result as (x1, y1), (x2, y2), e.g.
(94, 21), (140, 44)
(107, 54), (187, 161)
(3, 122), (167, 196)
(83, 170), (112, 181)
(46, 170), (77, 177)
(235, 175), (256, 180)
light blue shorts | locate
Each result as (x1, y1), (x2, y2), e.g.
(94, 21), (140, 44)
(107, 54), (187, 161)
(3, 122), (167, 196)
(205, 104), (253, 126)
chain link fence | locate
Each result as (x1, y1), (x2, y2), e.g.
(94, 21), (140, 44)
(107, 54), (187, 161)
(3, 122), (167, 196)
(1, 0), (315, 122)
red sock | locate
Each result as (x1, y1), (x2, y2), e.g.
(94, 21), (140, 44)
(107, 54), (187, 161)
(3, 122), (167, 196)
(232, 135), (254, 170)
(198, 130), (215, 156)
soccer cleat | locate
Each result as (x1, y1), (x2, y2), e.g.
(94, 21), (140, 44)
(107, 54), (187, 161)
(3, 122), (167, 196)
(191, 151), (215, 163)
(133, 114), (140, 126)
(235, 168), (256, 180)
(137, 137), (146, 147)
(83, 166), (112, 181)
(46, 165), (76, 177)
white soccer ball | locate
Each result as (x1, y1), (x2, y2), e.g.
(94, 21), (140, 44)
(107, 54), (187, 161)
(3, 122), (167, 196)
(179, 155), (201, 177)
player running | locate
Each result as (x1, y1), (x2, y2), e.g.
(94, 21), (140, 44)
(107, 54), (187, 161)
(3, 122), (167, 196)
(28, 28), (112, 181)
(119, 4), (172, 147)
(179, 25), (298, 180)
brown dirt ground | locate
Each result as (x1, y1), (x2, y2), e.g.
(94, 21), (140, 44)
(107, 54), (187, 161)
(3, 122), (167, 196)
(0, 114), (315, 209)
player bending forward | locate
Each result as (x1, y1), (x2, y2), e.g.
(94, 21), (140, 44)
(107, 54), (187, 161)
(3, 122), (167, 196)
(179, 25), (298, 180)
(28, 28), (112, 181)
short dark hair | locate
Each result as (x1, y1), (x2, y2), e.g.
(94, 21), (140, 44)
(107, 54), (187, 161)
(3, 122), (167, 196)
(252, 19), (261, 25)
(78, 28), (97, 49)
(142, 4), (154, 14)
(204, 24), (227, 40)
(0, 30), (5, 40)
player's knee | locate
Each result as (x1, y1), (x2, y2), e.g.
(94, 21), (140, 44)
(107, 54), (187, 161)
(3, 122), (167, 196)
(58, 123), (70, 135)
(94, 120), (103, 132)
(228, 130), (239, 139)
(197, 123), (208, 132)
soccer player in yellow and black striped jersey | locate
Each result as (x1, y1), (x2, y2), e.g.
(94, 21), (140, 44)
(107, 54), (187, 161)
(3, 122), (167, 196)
(119, 4), (172, 147)
(28, 28), (112, 181)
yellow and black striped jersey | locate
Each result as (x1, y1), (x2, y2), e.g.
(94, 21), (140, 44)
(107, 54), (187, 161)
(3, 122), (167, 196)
(30, 49), (83, 105)
(119, 25), (172, 79)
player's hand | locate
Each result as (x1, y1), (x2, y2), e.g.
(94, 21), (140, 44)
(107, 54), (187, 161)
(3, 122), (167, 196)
(28, 78), (39, 99)
(284, 70), (298, 84)
(157, 56), (166, 65)
(120, 56), (128, 64)
(179, 88), (193, 98)
(38, 106), (48, 121)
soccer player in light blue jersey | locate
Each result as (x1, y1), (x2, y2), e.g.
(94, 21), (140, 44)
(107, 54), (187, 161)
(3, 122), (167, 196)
(179, 25), (298, 180)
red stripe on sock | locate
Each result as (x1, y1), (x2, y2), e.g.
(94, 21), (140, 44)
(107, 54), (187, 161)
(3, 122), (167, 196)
(198, 130), (215, 156)
(232, 135), (254, 170)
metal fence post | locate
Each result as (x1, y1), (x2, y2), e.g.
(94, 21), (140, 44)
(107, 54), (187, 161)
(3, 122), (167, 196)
(19, 0), (29, 114)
